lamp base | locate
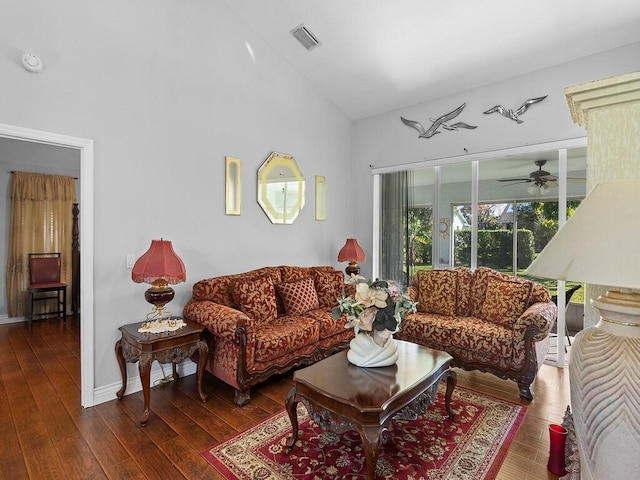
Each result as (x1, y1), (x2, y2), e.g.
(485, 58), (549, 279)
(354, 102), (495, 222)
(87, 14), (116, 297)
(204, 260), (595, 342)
(570, 290), (640, 480)
(345, 262), (360, 276)
(142, 282), (175, 326)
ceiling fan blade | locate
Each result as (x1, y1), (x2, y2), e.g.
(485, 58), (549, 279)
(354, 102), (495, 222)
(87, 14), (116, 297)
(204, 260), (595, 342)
(501, 180), (530, 187)
(497, 178), (531, 182)
(567, 177), (586, 182)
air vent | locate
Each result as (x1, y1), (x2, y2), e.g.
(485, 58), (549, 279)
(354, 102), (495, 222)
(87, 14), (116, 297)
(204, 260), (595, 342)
(290, 24), (321, 51)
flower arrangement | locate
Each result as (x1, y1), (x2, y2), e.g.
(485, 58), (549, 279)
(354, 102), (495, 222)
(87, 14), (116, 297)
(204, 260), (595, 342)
(332, 275), (418, 348)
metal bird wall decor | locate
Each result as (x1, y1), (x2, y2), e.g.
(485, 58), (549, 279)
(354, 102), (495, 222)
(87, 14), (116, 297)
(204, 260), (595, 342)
(401, 103), (477, 139)
(483, 95), (547, 124)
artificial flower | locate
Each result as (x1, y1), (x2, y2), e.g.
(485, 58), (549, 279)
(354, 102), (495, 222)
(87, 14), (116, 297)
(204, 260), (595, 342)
(332, 276), (417, 347)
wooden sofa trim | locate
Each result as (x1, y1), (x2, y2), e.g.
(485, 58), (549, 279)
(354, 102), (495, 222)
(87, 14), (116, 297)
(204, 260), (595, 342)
(447, 325), (539, 401)
(233, 326), (351, 406)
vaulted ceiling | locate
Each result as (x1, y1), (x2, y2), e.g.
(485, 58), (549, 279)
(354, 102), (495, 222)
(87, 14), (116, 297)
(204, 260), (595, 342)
(223, 0), (640, 120)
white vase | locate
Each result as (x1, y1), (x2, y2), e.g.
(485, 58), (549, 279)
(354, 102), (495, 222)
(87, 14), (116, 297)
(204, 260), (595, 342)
(347, 332), (398, 367)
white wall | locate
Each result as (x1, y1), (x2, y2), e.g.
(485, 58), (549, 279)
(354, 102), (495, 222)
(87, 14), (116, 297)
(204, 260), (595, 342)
(0, 0), (354, 390)
(352, 42), (640, 267)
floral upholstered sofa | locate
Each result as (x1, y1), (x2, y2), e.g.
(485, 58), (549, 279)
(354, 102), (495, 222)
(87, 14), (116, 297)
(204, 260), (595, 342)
(183, 266), (353, 405)
(395, 267), (557, 400)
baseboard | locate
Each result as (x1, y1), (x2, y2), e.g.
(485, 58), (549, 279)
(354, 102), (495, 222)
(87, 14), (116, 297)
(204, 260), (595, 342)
(0, 314), (24, 325)
(92, 360), (198, 406)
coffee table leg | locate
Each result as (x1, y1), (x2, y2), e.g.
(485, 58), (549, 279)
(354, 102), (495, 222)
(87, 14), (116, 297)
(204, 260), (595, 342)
(285, 386), (299, 452)
(360, 426), (382, 480)
(444, 369), (457, 419)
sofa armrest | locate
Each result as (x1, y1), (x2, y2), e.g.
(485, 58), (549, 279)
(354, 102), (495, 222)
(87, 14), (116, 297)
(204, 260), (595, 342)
(406, 285), (419, 303)
(513, 301), (558, 342)
(183, 299), (254, 343)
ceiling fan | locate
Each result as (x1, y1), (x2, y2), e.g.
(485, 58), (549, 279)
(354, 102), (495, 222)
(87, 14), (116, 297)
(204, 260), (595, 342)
(497, 159), (557, 188)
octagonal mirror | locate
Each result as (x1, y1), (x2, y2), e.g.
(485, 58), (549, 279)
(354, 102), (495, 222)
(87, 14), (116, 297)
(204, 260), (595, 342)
(257, 151), (305, 224)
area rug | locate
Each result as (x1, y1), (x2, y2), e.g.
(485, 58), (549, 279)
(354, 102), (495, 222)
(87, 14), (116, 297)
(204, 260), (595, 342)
(202, 385), (526, 480)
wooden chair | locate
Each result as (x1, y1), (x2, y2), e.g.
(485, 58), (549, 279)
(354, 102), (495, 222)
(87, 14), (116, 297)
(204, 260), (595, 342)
(551, 284), (582, 352)
(27, 253), (67, 329)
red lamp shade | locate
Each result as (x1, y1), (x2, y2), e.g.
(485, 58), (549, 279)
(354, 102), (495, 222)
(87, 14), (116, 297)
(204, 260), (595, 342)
(132, 239), (186, 319)
(132, 239), (186, 285)
(337, 238), (365, 276)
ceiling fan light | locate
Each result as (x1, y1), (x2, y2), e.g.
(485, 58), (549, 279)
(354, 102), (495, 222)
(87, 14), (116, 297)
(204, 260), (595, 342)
(527, 185), (537, 195)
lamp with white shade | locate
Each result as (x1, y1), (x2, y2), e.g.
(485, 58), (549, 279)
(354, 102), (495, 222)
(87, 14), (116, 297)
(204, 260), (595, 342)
(525, 178), (640, 480)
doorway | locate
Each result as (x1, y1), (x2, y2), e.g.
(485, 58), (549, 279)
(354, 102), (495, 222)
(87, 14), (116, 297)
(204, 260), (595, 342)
(0, 123), (95, 407)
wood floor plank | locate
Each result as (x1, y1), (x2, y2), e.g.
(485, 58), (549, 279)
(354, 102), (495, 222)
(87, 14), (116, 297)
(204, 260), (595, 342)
(104, 457), (148, 480)
(55, 430), (109, 479)
(103, 413), (185, 480)
(157, 435), (226, 479)
(70, 404), (131, 471)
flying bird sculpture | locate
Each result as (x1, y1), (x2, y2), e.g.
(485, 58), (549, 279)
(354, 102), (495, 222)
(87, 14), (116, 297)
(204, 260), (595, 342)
(401, 103), (477, 139)
(483, 95), (547, 124)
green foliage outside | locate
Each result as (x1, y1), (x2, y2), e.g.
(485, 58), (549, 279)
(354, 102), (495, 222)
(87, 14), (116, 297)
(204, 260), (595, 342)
(454, 229), (535, 270)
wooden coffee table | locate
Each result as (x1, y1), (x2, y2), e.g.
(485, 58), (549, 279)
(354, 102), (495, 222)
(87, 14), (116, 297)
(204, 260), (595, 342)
(285, 340), (456, 480)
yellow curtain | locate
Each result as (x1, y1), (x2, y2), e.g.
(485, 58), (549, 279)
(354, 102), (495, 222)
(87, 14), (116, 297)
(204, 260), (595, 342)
(6, 172), (76, 318)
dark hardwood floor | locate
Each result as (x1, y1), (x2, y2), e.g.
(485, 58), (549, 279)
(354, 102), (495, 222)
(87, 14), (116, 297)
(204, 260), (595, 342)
(0, 316), (570, 479)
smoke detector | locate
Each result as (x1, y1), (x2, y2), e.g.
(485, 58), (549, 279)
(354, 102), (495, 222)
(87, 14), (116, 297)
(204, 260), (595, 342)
(290, 24), (321, 51)
(22, 53), (43, 73)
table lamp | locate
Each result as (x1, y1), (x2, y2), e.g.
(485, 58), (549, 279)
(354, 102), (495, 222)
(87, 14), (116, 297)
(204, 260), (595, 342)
(132, 239), (186, 324)
(525, 179), (640, 480)
(338, 238), (366, 276)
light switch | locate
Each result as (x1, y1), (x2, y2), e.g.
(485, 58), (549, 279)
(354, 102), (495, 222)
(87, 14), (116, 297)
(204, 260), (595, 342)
(126, 254), (136, 269)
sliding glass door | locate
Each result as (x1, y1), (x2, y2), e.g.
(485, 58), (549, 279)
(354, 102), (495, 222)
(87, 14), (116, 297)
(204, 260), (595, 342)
(375, 142), (587, 283)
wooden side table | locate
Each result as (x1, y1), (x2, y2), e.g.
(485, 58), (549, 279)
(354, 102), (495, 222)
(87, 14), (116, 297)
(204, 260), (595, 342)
(115, 319), (209, 426)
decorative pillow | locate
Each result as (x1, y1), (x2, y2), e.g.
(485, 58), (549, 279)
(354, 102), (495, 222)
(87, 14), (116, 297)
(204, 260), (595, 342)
(276, 276), (320, 315)
(417, 269), (458, 316)
(311, 269), (344, 308)
(232, 274), (278, 323)
(480, 276), (533, 327)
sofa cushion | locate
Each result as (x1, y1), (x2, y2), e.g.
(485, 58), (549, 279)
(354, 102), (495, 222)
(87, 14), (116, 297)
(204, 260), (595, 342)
(416, 269), (458, 316)
(276, 276), (320, 315)
(279, 266), (313, 283)
(312, 269), (344, 308)
(254, 315), (320, 363)
(455, 267), (473, 316)
(480, 276), (532, 327)
(306, 307), (349, 339)
(232, 274), (278, 323)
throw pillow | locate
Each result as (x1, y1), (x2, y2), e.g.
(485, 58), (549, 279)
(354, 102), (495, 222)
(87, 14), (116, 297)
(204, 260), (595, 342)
(311, 269), (344, 308)
(417, 269), (458, 316)
(480, 276), (533, 327)
(276, 276), (320, 315)
(232, 274), (278, 323)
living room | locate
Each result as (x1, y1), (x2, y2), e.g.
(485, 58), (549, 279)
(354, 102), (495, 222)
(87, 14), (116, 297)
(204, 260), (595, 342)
(1, 1), (640, 479)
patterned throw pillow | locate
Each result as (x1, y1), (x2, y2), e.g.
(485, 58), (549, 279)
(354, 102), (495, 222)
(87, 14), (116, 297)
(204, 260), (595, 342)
(417, 269), (458, 316)
(311, 269), (344, 308)
(232, 274), (278, 323)
(480, 276), (533, 327)
(276, 276), (320, 315)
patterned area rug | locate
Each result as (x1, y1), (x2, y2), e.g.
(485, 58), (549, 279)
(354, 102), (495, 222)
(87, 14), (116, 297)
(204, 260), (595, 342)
(202, 385), (526, 480)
